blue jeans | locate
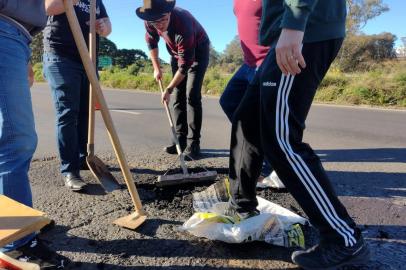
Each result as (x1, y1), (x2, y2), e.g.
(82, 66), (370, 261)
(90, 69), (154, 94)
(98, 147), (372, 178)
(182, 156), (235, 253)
(0, 20), (37, 251)
(43, 52), (89, 175)
(220, 64), (272, 176)
(220, 64), (256, 121)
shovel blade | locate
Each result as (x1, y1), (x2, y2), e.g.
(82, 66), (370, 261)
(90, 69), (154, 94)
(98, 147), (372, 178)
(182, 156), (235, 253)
(156, 170), (217, 187)
(87, 156), (121, 192)
(113, 212), (147, 230)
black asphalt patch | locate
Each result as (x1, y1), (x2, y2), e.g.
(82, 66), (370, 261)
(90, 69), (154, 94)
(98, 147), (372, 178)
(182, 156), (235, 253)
(28, 153), (404, 269)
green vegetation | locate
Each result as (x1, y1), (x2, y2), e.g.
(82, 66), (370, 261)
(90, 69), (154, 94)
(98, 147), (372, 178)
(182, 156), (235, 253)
(99, 65), (231, 95)
(316, 61), (406, 107)
(33, 63), (45, 82)
(31, 1), (406, 107)
(33, 53), (406, 108)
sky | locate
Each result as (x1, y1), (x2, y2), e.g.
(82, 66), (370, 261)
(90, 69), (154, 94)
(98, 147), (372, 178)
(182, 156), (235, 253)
(103, 0), (405, 62)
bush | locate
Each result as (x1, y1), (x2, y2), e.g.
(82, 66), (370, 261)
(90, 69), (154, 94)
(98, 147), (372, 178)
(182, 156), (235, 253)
(33, 63), (45, 82)
(336, 33), (397, 72)
(100, 67), (171, 90)
(316, 60), (406, 107)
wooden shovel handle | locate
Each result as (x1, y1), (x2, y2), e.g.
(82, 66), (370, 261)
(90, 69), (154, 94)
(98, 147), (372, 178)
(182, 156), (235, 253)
(158, 80), (187, 173)
(87, 0), (96, 152)
(63, 0), (144, 213)
(158, 80), (177, 129)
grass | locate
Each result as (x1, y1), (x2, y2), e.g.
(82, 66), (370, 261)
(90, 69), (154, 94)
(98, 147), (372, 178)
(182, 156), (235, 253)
(33, 60), (406, 108)
(315, 60), (406, 107)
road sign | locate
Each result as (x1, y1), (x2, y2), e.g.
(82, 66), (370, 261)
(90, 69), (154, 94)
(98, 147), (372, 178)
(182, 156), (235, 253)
(98, 56), (113, 69)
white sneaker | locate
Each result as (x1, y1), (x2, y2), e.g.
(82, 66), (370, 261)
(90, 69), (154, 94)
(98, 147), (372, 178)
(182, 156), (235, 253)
(257, 171), (285, 189)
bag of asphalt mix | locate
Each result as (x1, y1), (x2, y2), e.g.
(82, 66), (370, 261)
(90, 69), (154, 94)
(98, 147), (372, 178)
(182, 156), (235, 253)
(180, 179), (308, 248)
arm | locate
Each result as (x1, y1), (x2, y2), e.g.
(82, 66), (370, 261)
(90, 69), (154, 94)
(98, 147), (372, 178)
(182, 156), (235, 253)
(95, 17), (111, 37)
(162, 33), (194, 103)
(96, 1), (111, 37)
(275, 0), (319, 75)
(145, 22), (161, 80)
(281, 0), (318, 32)
(149, 48), (162, 81)
(45, 0), (79, 16)
(161, 70), (185, 104)
(166, 71), (185, 91)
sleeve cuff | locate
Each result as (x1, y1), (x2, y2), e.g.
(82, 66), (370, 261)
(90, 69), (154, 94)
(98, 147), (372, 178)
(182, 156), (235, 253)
(178, 67), (187, 75)
(280, 5), (311, 32)
(147, 43), (158, 51)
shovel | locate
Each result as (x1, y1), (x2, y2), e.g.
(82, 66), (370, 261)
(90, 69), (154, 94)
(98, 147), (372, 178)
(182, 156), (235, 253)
(63, 0), (146, 229)
(86, 0), (120, 193)
(157, 80), (217, 186)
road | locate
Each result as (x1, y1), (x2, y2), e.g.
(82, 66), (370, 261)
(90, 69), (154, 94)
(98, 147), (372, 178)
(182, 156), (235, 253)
(32, 83), (406, 154)
(29, 83), (406, 269)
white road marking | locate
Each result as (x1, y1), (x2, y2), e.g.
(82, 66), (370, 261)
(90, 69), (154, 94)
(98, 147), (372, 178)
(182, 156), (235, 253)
(110, 109), (141, 115)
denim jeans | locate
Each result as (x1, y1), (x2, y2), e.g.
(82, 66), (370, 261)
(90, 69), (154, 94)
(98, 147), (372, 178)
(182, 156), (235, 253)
(220, 64), (256, 121)
(220, 64), (272, 176)
(43, 52), (89, 175)
(0, 19), (38, 251)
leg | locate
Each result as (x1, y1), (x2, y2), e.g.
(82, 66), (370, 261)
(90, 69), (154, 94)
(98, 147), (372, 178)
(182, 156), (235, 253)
(185, 45), (209, 147)
(78, 72), (89, 165)
(219, 64), (277, 180)
(260, 160), (272, 177)
(171, 58), (187, 147)
(219, 64), (252, 122)
(43, 53), (84, 176)
(261, 40), (369, 268)
(228, 72), (264, 214)
(260, 39), (360, 245)
(0, 21), (37, 250)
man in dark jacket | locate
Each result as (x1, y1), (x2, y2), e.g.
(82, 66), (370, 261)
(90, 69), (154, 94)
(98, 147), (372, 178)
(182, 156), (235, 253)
(0, 0), (73, 268)
(225, 0), (370, 269)
(136, 0), (210, 159)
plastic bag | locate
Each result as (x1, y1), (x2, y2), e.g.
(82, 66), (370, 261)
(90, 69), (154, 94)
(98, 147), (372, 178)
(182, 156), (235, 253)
(181, 180), (308, 248)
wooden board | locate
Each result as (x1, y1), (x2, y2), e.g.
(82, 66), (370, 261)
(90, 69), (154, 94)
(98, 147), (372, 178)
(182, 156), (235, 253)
(0, 252), (40, 269)
(0, 195), (50, 248)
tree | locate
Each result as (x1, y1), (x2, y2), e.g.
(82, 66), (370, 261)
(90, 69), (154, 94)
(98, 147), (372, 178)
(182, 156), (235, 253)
(208, 45), (220, 67)
(99, 37), (117, 56)
(337, 32), (396, 71)
(114, 49), (148, 68)
(30, 32), (44, 64)
(221, 35), (243, 65)
(336, 0), (391, 70)
(396, 37), (406, 57)
(99, 38), (148, 68)
(346, 0), (389, 34)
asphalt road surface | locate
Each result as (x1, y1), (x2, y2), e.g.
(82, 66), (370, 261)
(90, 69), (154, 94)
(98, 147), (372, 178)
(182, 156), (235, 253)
(27, 83), (405, 269)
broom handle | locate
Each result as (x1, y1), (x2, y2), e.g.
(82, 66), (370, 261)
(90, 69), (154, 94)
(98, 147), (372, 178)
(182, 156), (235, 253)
(63, 0), (144, 212)
(87, 0), (96, 155)
(158, 80), (188, 175)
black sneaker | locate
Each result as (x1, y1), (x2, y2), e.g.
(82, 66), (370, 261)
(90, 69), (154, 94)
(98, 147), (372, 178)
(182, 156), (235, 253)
(291, 234), (370, 270)
(80, 161), (89, 170)
(184, 143), (201, 160)
(40, 220), (56, 234)
(4, 238), (68, 269)
(64, 173), (87, 191)
(164, 142), (186, 155)
(223, 203), (260, 223)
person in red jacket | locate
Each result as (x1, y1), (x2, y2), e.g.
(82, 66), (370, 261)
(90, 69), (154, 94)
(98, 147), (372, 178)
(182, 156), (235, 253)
(219, 0), (284, 188)
(136, 0), (210, 159)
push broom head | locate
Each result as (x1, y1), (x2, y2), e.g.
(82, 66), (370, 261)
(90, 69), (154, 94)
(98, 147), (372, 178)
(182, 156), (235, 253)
(156, 170), (217, 187)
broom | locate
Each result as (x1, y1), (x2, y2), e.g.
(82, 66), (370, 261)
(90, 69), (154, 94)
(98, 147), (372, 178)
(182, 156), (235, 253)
(156, 79), (217, 187)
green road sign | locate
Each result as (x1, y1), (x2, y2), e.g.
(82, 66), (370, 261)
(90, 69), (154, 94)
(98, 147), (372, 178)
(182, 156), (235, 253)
(98, 56), (113, 69)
